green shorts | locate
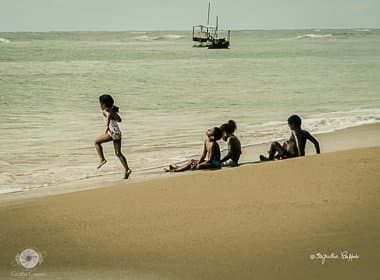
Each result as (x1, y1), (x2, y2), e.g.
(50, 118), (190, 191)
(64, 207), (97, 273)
(222, 159), (238, 167)
(211, 160), (222, 168)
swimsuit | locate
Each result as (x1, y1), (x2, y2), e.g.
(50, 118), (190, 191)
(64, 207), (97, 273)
(107, 119), (122, 141)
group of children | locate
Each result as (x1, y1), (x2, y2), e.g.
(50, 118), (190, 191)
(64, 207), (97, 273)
(165, 120), (242, 172)
(95, 95), (320, 179)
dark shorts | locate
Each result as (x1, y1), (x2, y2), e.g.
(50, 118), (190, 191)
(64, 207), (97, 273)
(211, 160), (222, 168)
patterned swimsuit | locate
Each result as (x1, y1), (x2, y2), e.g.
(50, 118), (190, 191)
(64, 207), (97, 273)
(108, 119), (122, 140)
(103, 112), (122, 140)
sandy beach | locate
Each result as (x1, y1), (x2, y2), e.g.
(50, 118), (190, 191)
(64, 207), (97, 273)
(1, 123), (380, 279)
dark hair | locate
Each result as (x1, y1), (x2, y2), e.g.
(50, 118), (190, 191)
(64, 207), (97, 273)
(99, 94), (119, 113)
(212, 127), (222, 141)
(288, 115), (302, 128)
(220, 120), (237, 134)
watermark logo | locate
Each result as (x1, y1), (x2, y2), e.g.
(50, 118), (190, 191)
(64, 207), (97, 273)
(15, 248), (43, 270)
(11, 248), (47, 278)
(309, 251), (360, 264)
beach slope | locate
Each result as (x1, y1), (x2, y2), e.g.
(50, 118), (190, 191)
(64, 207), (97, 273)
(1, 147), (380, 279)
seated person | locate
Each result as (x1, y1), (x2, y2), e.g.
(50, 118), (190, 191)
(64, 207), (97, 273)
(166, 127), (222, 172)
(260, 115), (320, 161)
(219, 120), (241, 167)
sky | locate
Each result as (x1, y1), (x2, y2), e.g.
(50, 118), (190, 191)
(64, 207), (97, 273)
(0, 0), (379, 32)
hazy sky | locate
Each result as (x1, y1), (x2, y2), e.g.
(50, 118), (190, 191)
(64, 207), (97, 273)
(1, 0), (379, 32)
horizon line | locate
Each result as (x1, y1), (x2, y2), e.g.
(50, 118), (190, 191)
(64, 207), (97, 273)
(0, 27), (378, 33)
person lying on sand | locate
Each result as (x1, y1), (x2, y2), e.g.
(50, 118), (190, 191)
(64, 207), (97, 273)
(220, 120), (241, 167)
(166, 127), (222, 172)
(260, 115), (320, 161)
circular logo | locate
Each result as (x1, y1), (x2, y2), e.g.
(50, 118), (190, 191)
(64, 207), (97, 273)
(16, 248), (42, 269)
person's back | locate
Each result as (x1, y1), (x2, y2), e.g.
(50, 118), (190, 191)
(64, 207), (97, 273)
(260, 115), (320, 161)
(287, 116), (320, 157)
(206, 141), (220, 162)
(202, 127), (222, 169)
(220, 120), (241, 167)
(228, 135), (241, 163)
(287, 129), (314, 156)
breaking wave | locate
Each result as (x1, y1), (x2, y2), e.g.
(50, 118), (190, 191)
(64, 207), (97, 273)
(354, 29), (370, 32)
(296, 34), (333, 39)
(134, 34), (185, 41)
(0, 38), (10, 43)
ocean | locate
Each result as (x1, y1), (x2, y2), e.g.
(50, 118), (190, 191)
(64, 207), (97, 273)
(0, 29), (380, 194)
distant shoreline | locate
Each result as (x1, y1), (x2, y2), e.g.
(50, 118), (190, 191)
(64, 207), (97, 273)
(1, 122), (379, 206)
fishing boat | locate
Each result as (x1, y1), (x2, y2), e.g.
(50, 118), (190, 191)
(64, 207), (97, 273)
(207, 16), (231, 49)
(192, 2), (231, 49)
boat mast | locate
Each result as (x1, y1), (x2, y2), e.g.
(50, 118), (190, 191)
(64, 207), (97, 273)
(207, 2), (210, 26)
(215, 16), (219, 37)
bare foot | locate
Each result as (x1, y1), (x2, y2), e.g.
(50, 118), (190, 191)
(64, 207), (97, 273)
(124, 169), (132, 179)
(260, 155), (270, 162)
(164, 165), (176, 172)
(97, 159), (107, 169)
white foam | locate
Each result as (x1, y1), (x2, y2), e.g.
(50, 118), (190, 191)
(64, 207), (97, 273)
(238, 108), (380, 151)
(354, 29), (370, 32)
(0, 187), (26, 194)
(1, 107), (379, 196)
(135, 34), (185, 41)
(303, 108), (380, 134)
(0, 38), (10, 43)
(134, 35), (150, 41)
(159, 34), (185, 40)
(296, 34), (332, 39)
(270, 109), (379, 136)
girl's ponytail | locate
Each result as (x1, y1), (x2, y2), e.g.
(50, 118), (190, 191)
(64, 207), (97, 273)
(112, 105), (119, 113)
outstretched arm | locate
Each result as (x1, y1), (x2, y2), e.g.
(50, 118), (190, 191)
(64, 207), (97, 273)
(307, 132), (320, 154)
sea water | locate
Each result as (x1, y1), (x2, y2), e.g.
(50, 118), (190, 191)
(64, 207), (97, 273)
(0, 29), (380, 194)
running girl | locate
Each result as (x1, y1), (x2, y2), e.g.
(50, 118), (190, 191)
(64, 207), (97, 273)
(95, 94), (132, 179)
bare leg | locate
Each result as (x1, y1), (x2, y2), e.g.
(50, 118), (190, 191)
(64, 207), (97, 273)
(170, 160), (197, 172)
(268, 141), (281, 160)
(164, 164), (177, 172)
(113, 139), (132, 179)
(95, 133), (113, 168)
(260, 142), (287, 161)
(196, 162), (215, 170)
